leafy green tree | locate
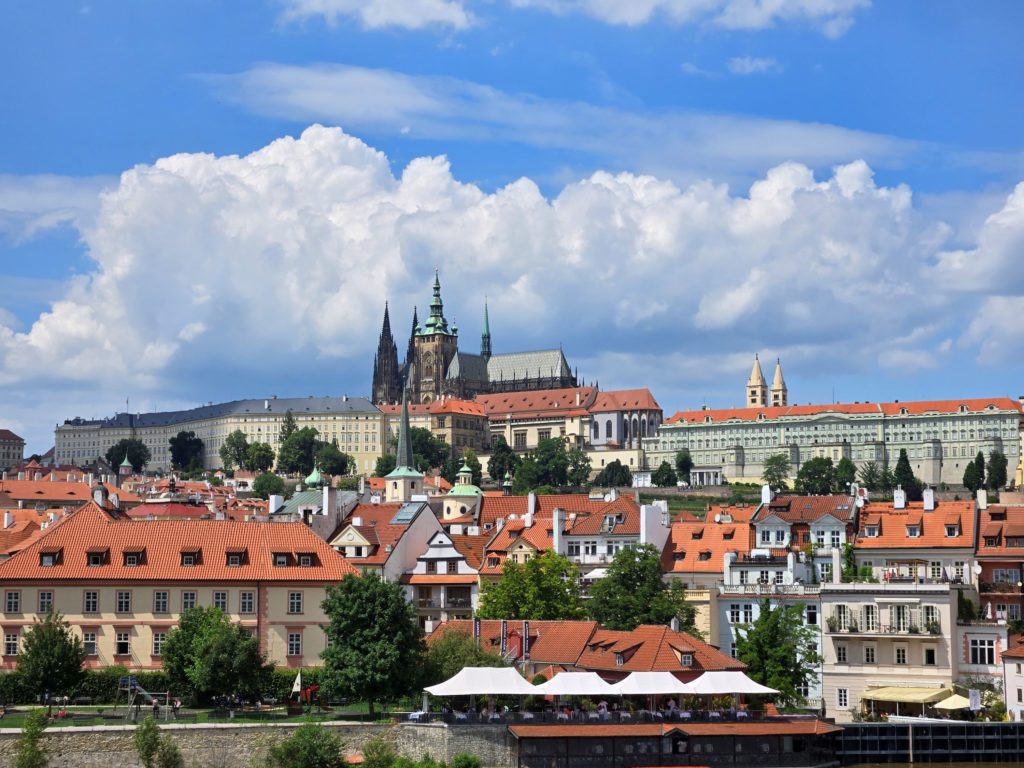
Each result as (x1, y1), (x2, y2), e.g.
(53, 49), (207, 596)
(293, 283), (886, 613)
(360, 735), (399, 768)
(398, 427), (450, 472)
(321, 574), (424, 717)
(511, 457), (541, 494)
(461, 449), (484, 486)
(14, 709), (48, 768)
(266, 722), (346, 768)
(487, 436), (521, 482)
(316, 443), (352, 476)
(374, 454), (397, 477)
(162, 606), (267, 703)
(424, 628), (505, 685)
(566, 447), (592, 487)
(245, 442), (276, 473)
(17, 611), (86, 701)
(477, 551), (585, 620)
(857, 461), (882, 492)
(674, 449), (693, 484)
(835, 457), (857, 491)
(734, 600), (821, 708)
(879, 466), (896, 493)
(589, 544), (697, 632)
(105, 438), (151, 473)
(135, 717), (161, 768)
(252, 473), (285, 499)
(276, 427), (320, 475)
(156, 737), (184, 768)
(651, 461), (678, 487)
(987, 450), (1008, 491)
(762, 453), (790, 492)
(169, 430), (204, 471)
(280, 410), (298, 442)
(441, 456), (460, 485)
(963, 462), (982, 493)
(794, 457), (835, 495)
(892, 449), (922, 501)
(219, 430), (249, 471)
(594, 459), (631, 487)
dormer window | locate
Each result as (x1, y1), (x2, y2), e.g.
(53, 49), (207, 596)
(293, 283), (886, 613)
(86, 549), (108, 567)
(273, 553), (289, 567)
(181, 552), (198, 567)
(39, 548), (61, 567)
(674, 552), (686, 561)
(723, 530), (734, 540)
(298, 554), (314, 567)
(227, 552), (243, 567)
(692, 530), (703, 540)
(698, 551), (712, 561)
(865, 526), (879, 538)
(123, 551), (143, 567)
(906, 525), (921, 538)
(681, 653), (693, 667)
(985, 537), (999, 547)
(945, 525), (959, 538)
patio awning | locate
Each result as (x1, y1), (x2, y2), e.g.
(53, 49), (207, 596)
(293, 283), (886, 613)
(934, 693), (970, 710)
(536, 672), (618, 696)
(424, 666), (537, 696)
(687, 671), (779, 695)
(861, 687), (950, 704)
(609, 672), (694, 695)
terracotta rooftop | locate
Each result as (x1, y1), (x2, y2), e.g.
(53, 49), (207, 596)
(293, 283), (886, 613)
(590, 389), (661, 413)
(855, 499), (976, 549)
(0, 502), (358, 582)
(329, 503), (426, 565)
(0, 430), (24, 442)
(0, 479), (140, 506)
(476, 387), (597, 417)
(757, 495), (856, 524)
(976, 506), (1024, 557)
(379, 399), (485, 417)
(663, 517), (752, 575)
(430, 619), (600, 665)
(577, 624), (745, 674)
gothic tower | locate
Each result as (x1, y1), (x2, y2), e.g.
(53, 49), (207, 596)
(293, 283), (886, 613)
(770, 358), (788, 407)
(411, 271), (459, 404)
(371, 303), (401, 405)
(747, 354), (768, 408)
(385, 385), (423, 503)
(481, 299), (492, 362)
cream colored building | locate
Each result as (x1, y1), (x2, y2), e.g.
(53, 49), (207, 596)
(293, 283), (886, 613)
(0, 502), (358, 671)
(55, 396), (386, 474)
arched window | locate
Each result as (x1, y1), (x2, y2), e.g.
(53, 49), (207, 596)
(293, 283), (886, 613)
(606, 421), (612, 439)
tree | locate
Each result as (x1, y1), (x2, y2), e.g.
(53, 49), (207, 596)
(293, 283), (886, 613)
(734, 600), (821, 709)
(594, 459), (631, 488)
(374, 454), (397, 477)
(13, 709), (48, 768)
(988, 450), (1008, 491)
(566, 448), (592, 487)
(835, 457), (857, 491)
(511, 457), (541, 495)
(321, 573), (424, 717)
(156, 738), (184, 768)
(963, 462), (982, 493)
(218, 430), (249, 471)
(135, 717), (161, 768)
(276, 427), (320, 475)
(762, 454), (790, 492)
(588, 544), (697, 632)
(280, 410), (298, 442)
(794, 457), (835, 495)
(477, 551), (585, 620)
(532, 438), (569, 486)
(892, 449), (922, 501)
(651, 461), (678, 488)
(245, 442), (275, 473)
(974, 451), (987, 489)
(462, 449), (484, 486)
(424, 629), (505, 686)
(105, 438), (151, 473)
(17, 612), (86, 701)
(162, 606), (267, 703)
(169, 431), (204, 471)
(252, 473), (285, 500)
(406, 427), (450, 472)
(857, 461), (882, 492)
(674, 449), (693, 484)
(487, 436), (520, 483)
(316, 443), (352, 476)
(266, 722), (346, 768)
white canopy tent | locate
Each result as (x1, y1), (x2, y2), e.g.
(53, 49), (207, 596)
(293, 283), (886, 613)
(933, 693), (970, 711)
(609, 672), (695, 695)
(424, 667), (538, 697)
(536, 672), (618, 697)
(686, 671), (779, 696)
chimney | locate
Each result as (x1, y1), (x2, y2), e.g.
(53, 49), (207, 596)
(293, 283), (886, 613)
(17, 472), (24, 481)
(724, 550), (735, 583)
(358, 476), (365, 495)
(215, 510), (225, 521)
(527, 492), (537, 517)
(977, 488), (988, 511)
(670, 617), (680, 632)
(2, 511), (11, 529)
(49, 472), (55, 482)
(49, 511), (58, 523)
(761, 484), (772, 504)
(893, 486), (906, 510)
(923, 488), (935, 511)
(110, 493), (120, 509)
(496, 517), (505, 531)
(552, 509), (563, 555)
(268, 494), (284, 514)
(451, 524), (464, 535)
(609, 487), (619, 502)
(85, 473), (93, 486)
(352, 516), (363, 527)
(33, 472), (41, 481)
(1, 471), (5, 481)
(524, 511), (534, 528)
(575, 392), (580, 406)
(92, 484), (108, 507)
(831, 548), (842, 584)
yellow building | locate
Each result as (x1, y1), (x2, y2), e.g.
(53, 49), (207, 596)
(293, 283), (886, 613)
(0, 502), (358, 671)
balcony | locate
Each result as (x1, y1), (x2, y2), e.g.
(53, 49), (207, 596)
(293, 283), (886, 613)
(739, 553), (790, 566)
(979, 581), (1022, 594)
(825, 621), (942, 637)
(720, 583), (821, 596)
(416, 596), (473, 610)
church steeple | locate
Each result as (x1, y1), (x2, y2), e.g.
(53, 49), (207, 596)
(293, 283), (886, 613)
(371, 302), (401, 404)
(385, 384), (423, 503)
(420, 270), (451, 336)
(770, 358), (788, 407)
(481, 299), (492, 362)
(405, 306), (418, 366)
(746, 354), (768, 408)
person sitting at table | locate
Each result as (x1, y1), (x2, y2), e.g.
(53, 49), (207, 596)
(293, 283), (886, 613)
(665, 699), (678, 718)
(597, 700), (608, 718)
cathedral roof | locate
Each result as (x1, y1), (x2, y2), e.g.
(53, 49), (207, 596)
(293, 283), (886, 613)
(446, 352), (488, 382)
(487, 349), (572, 382)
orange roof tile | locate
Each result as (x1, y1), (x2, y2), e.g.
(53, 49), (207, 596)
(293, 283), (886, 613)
(0, 502), (357, 582)
(590, 389), (661, 413)
(663, 517), (752, 574)
(759, 495), (856, 524)
(449, 533), (489, 570)
(977, 506), (1024, 558)
(476, 387), (597, 417)
(430, 619), (600, 664)
(577, 625), (744, 674)
(0, 479), (140, 505)
(854, 500), (976, 549)
(667, 397), (1021, 424)
(332, 503), (425, 565)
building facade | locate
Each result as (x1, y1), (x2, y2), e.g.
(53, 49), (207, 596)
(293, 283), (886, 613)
(0, 431), (25, 472)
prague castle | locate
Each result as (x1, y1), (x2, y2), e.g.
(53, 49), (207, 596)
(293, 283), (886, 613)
(371, 272), (577, 405)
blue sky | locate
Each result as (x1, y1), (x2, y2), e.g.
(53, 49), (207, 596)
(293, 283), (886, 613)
(1, 1), (1023, 452)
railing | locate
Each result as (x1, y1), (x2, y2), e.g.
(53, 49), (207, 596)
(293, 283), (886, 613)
(402, 708), (774, 726)
(979, 580), (1021, 594)
(720, 583), (821, 596)
(416, 597), (473, 609)
(825, 622), (941, 636)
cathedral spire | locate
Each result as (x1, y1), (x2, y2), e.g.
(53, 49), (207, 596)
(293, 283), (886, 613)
(421, 269), (451, 335)
(481, 298), (492, 362)
(371, 302), (400, 404)
(405, 306), (418, 366)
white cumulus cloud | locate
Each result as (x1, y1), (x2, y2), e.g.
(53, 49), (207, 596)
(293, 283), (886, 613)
(727, 56), (780, 75)
(279, 0), (473, 29)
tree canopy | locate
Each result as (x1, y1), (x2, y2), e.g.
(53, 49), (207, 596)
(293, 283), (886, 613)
(374, 454), (397, 477)
(219, 430), (249, 471)
(105, 438), (151, 473)
(651, 461), (678, 488)
(316, 443), (353, 476)
(252, 473), (285, 499)
(762, 454), (790, 492)
(169, 431), (204, 471)
(17, 612), (86, 700)
(566, 447), (592, 487)
(245, 442), (276, 473)
(265, 722), (346, 768)
(321, 574), (425, 716)
(794, 457), (835, 495)
(487, 436), (520, 484)
(588, 544), (697, 632)
(276, 427), (320, 475)
(857, 461), (883, 492)
(835, 457), (857, 490)
(512, 438), (570, 493)
(593, 459), (632, 488)
(423, 629), (505, 686)
(734, 600), (821, 709)
(161, 606), (267, 703)
(988, 450), (1008, 491)
(396, 427), (450, 472)
(892, 448), (923, 501)
(280, 410), (298, 442)
(477, 551), (585, 620)
(674, 450), (693, 483)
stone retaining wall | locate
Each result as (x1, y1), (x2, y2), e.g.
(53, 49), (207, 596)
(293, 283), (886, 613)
(0, 721), (515, 768)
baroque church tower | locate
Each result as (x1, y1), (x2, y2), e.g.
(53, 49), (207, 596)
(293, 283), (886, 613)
(770, 358), (788, 407)
(746, 354), (768, 408)
(410, 271), (460, 404)
(371, 302), (401, 405)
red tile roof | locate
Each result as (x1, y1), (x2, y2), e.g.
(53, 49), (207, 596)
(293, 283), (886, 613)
(577, 625), (744, 674)
(332, 503), (424, 565)
(854, 500), (976, 549)
(663, 517), (752, 575)
(476, 387), (597, 418)
(379, 399), (485, 417)
(667, 397), (1021, 424)
(590, 389), (661, 413)
(0, 430), (24, 442)
(759, 495), (856, 524)
(977, 506), (1024, 558)
(0, 502), (358, 582)
(125, 502), (241, 520)
(0, 479), (140, 506)
(430, 619), (600, 665)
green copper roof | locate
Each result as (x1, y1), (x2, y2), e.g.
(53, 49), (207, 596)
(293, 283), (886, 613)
(417, 269), (452, 336)
(120, 453), (132, 467)
(447, 481), (483, 497)
(386, 385), (423, 481)
(305, 465), (323, 487)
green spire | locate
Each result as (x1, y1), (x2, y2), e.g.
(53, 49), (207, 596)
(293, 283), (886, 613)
(387, 384), (422, 479)
(120, 453), (132, 468)
(419, 269), (450, 336)
(481, 298), (492, 361)
(305, 464), (323, 488)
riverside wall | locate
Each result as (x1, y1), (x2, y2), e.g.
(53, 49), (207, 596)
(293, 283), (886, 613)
(0, 721), (515, 768)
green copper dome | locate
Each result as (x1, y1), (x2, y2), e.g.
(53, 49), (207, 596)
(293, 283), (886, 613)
(120, 453), (132, 468)
(305, 465), (323, 488)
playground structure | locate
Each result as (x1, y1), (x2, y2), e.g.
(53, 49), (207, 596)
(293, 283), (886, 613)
(117, 676), (177, 721)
